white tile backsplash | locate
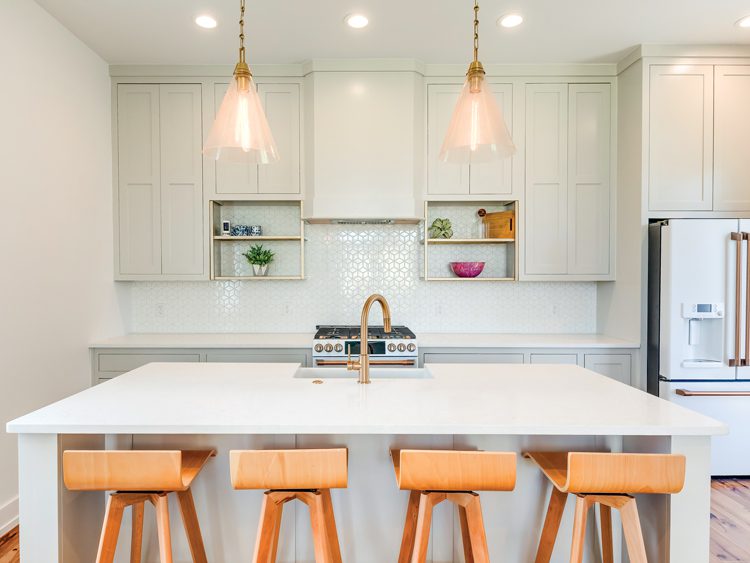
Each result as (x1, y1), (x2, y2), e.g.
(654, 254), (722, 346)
(127, 225), (597, 333)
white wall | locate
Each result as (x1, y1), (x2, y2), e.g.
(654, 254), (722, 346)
(0, 0), (125, 534)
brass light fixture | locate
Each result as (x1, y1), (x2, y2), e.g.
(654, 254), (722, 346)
(203, 0), (278, 163)
(440, 0), (515, 163)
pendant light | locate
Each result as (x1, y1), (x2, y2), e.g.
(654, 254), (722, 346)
(203, 0), (279, 163)
(440, 0), (515, 163)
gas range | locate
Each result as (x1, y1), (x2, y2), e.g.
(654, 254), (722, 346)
(312, 325), (418, 367)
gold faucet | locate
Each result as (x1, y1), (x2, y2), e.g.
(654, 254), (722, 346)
(347, 294), (392, 384)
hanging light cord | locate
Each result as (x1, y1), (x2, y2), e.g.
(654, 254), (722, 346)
(238, 0), (246, 63)
(473, 0), (479, 63)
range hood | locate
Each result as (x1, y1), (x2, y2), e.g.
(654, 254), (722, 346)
(302, 61), (425, 224)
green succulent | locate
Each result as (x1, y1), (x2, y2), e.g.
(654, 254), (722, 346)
(428, 218), (453, 239)
(243, 244), (275, 266)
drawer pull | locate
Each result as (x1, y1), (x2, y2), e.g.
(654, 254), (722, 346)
(315, 359), (416, 367)
(676, 388), (750, 397)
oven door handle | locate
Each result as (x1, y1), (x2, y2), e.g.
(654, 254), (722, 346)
(315, 359), (416, 367)
(676, 388), (750, 397)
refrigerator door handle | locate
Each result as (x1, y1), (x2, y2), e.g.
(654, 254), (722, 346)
(730, 232), (744, 367)
(676, 388), (750, 397)
(745, 232), (750, 368)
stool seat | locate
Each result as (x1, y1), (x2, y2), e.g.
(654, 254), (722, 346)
(63, 449), (215, 563)
(392, 449), (516, 492)
(524, 451), (685, 494)
(524, 451), (686, 563)
(63, 449), (215, 492)
(230, 448), (347, 490)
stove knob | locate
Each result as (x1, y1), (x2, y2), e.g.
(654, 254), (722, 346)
(314, 344), (324, 353)
(407, 343), (416, 352)
(397, 343), (406, 352)
(334, 343), (343, 353)
(387, 343), (397, 352)
(324, 344), (333, 353)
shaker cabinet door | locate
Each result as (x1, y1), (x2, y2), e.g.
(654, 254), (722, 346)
(427, 84), (470, 195)
(469, 83), (514, 196)
(258, 83), (301, 194)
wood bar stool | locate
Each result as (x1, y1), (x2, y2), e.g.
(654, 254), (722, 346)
(524, 451), (686, 563)
(63, 449), (215, 563)
(391, 449), (517, 563)
(230, 448), (348, 563)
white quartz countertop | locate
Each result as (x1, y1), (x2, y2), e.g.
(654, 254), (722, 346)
(89, 332), (638, 349)
(7, 362), (722, 436)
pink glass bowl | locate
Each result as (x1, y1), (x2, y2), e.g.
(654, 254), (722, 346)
(450, 262), (485, 278)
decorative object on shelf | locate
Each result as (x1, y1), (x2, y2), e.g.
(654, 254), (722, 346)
(450, 261), (485, 278)
(243, 244), (275, 276)
(222, 220), (231, 235)
(478, 208), (514, 239)
(249, 225), (262, 236)
(428, 218), (453, 239)
(230, 225), (263, 236)
(440, 0), (515, 164)
(203, 0), (279, 163)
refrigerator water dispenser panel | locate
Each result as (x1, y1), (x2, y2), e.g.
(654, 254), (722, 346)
(680, 302), (725, 369)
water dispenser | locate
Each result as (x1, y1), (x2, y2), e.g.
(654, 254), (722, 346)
(680, 303), (724, 368)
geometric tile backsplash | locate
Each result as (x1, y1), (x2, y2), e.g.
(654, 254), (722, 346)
(127, 224), (597, 333)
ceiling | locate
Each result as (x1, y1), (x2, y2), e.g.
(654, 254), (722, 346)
(35, 0), (750, 65)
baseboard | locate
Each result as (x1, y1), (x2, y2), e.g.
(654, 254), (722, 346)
(0, 496), (19, 537)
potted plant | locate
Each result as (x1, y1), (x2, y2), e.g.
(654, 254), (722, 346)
(242, 244), (275, 276)
(428, 217), (453, 239)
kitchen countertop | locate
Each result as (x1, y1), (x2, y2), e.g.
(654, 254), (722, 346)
(90, 332), (639, 349)
(7, 362), (719, 435)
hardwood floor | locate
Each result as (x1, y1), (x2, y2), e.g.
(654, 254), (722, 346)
(0, 481), (746, 561)
(0, 526), (18, 563)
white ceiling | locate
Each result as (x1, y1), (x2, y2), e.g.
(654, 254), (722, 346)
(35, 0), (750, 65)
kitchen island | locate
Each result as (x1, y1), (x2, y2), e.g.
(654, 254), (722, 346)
(7, 363), (723, 563)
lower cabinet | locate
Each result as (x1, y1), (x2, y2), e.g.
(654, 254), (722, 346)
(529, 354), (578, 365)
(422, 353), (525, 364)
(205, 351), (309, 365)
(583, 354), (632, 385)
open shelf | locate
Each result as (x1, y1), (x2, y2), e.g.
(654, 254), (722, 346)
(209, 200), (305, 281)
(423, 200), (518, 281)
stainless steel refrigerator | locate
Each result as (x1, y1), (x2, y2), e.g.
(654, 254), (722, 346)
(649, 219), (750, 476)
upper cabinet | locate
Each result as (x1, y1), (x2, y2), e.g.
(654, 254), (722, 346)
(426, 82), (515, 198)
(523, 83), (613, 280)
(213, 81), (301, 198)
(115, 83), (205, 280)
(648, 64), (750, 213)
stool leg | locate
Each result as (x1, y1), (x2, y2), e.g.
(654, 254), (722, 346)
(448, 493), (489, 563)
(130, 501), (145, 563)
(569, 495), (591, 563)
(599, 504), (614, 563)
(398, 491), (421, 563)
(151, 494), (173, 563)
(297, 491), (334, 563)
(535, 487), (568, 563)
(457, 504), (474, 563)
(619, 498), (648, 563)
(412, 492), (446, 563)
(97, 494), (125, 563)
(177, 489), (208, 563)
(253, 491), (284, 563)
(320, 489), (343, 563)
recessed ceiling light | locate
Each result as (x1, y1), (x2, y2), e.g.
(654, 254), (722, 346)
(195, 15), (217, 29)
(737, 15), (750, 28)
(345, 14), (369, 29)
(498, 14), (524, 28)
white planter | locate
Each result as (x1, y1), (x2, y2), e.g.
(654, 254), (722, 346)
(252, 264), (269, 276)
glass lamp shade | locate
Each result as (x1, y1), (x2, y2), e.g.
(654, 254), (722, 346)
(203, 76), (279, 163)
(439, 74), (516, 164)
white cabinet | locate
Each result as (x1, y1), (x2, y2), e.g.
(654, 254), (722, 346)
(529, 354), (578, 365)
(426, 83), (514, 197)
(115, 83), (204, 279)
(524, 83), (612, 279)
(422, 353), (524, 364)
(213, 82), (301, 197)
(648, 65), (713, 212)
(584, 354), (631, 385)
(714, 66), (750, 211)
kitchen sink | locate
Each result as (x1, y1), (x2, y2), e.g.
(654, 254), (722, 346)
(294, 367), (432, 380)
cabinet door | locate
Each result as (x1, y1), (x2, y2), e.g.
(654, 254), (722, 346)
(159, 84), (203, 275)
(567, 84), (611, 275)
(584, 354), (631, 385)
(213, 82), (259, 195)
(714, 66), (750, 211)
(530, 354), (578, 365)
(427, 84), (470, 195)
(648, 65), (713, 211)
(470, 83), (514, 195)
(423, 353), (524, 364)
(205, 351), (309, 365)
(258, 83), (301, 194)
(117, 84), (161, 274)
(525, 84), (568, 274)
